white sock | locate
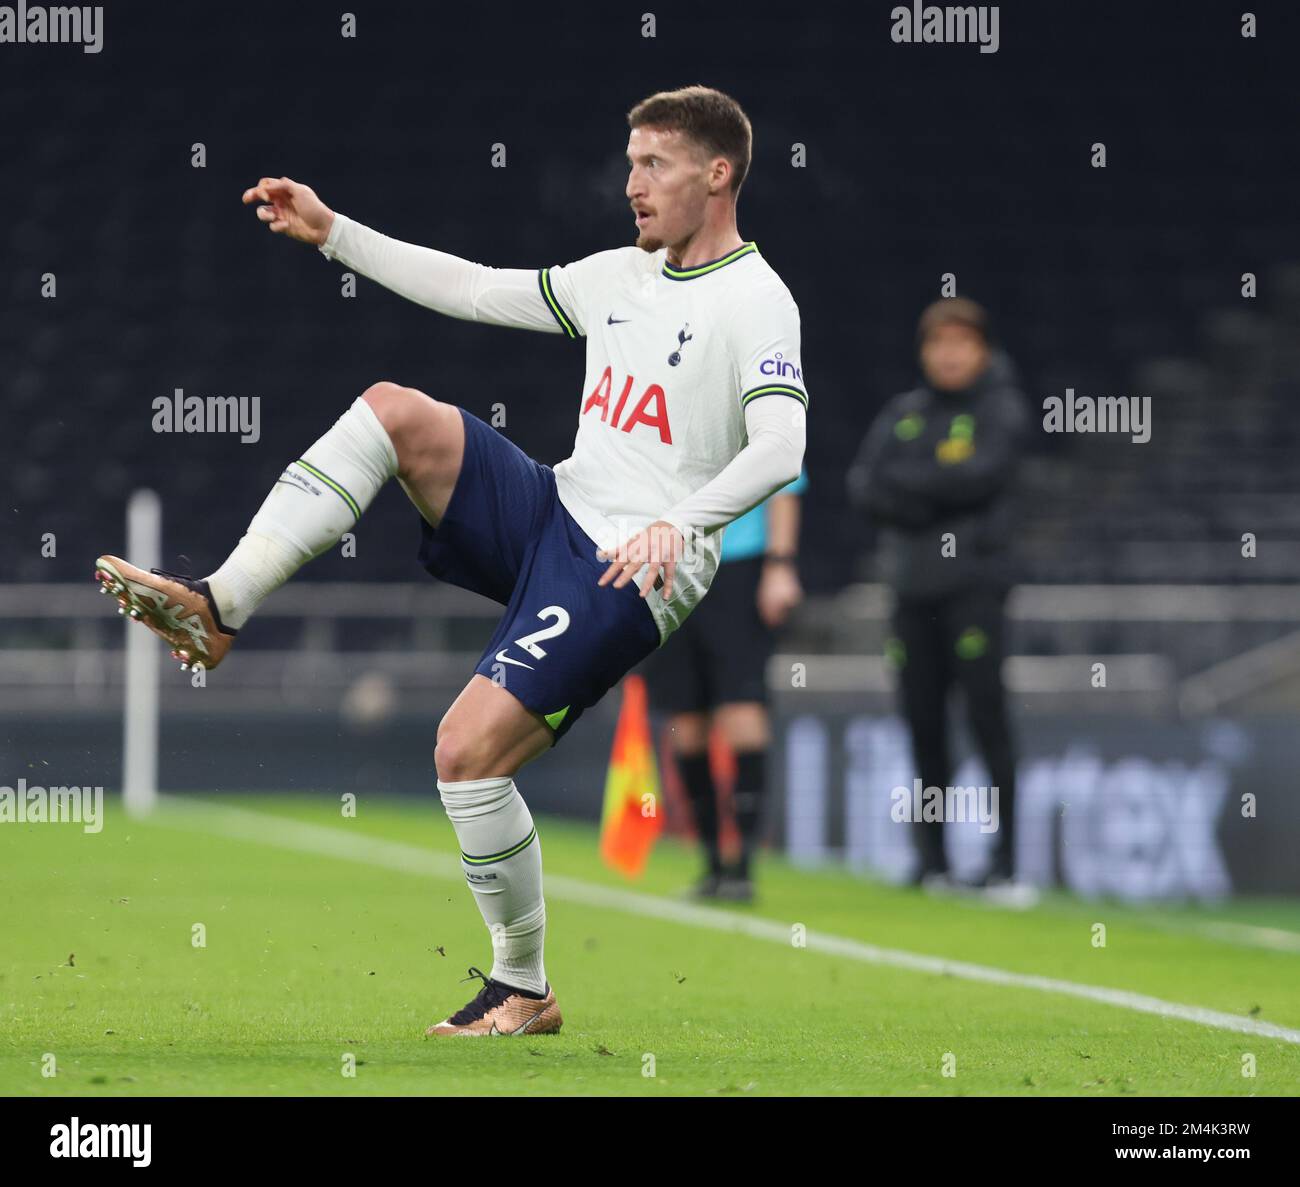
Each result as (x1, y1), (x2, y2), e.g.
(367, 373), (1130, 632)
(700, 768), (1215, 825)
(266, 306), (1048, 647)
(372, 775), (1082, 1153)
(437, 775), (548, 996)
(206, 397), (398, 628)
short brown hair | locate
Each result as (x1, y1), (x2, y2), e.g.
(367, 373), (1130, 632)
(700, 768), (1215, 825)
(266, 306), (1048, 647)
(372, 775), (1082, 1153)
(627, 85), (753, 198)
(917, 297), (992, 346)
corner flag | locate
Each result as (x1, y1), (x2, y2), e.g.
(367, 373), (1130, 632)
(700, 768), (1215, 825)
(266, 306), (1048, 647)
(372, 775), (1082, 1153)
(598, 674), (663, 877)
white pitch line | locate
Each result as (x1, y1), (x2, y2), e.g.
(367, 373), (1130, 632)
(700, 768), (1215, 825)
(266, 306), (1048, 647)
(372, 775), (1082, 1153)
(1197, 922), (1300, 953)
(1160, 918), (1300, 955)
(154, 797), (1300, 1047)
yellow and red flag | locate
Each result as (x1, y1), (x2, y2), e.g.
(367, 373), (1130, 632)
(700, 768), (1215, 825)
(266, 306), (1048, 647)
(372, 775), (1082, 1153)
(598, 674), (663, 877)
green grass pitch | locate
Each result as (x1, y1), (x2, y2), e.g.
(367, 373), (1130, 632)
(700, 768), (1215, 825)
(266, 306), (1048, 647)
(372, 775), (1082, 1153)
(2, 793), (1298, 1096)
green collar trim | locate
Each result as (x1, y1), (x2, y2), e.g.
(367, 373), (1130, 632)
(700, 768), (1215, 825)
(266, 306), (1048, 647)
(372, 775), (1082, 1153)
(662, 241), (758, 281)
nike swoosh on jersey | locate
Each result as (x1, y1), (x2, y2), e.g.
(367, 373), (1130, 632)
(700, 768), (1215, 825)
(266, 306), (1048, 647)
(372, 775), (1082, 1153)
(606, 314), (631, 324)
(495, 649), (535, 670)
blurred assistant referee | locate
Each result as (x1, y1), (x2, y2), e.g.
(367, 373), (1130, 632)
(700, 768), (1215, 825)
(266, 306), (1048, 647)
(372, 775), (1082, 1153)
(847, 299), (1029, 894)
(638, 468), (808, 902)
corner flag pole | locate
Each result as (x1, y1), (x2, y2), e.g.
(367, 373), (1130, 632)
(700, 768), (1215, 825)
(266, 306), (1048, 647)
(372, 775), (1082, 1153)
(123, 489), (161, 817)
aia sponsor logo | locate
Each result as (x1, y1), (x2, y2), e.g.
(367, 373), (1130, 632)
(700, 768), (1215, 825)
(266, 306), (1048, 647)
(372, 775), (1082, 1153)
(582, 366), (673, 444)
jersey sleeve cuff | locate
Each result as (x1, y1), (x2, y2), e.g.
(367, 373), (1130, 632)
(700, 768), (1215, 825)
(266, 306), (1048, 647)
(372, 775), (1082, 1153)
(537, 267), (580, 338)
(319, 211), (352, 260)
(740, 383), (809, 410)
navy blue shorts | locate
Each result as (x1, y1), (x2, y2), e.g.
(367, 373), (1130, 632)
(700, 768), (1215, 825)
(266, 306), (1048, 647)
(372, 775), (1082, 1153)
(416, 406), (663, 745)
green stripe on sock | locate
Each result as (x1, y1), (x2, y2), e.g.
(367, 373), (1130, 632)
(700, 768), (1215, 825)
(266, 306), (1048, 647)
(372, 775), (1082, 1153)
(461, 826), (538, 866)
(294, 459), (362, 520)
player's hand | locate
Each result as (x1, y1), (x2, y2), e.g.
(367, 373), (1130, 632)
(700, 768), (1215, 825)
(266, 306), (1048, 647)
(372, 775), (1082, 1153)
(756, 560), (803, 628)
(241, 176), (334, 245)
(596, 521), (685, 600)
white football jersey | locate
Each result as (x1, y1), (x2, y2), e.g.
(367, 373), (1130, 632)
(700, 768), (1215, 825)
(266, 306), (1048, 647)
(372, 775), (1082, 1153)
(538, 242), (808, 644)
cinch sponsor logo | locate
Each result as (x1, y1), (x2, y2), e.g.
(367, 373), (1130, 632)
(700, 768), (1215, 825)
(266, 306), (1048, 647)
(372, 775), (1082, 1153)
(581, 366), (673, 444)
(50, 1117), (151, 1167)
(0, 4), (103, 52)
(760, 352), (802, 381)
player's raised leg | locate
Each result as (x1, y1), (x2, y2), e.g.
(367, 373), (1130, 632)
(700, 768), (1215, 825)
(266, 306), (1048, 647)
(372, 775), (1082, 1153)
(94, 382), (463, 669)
(425, 674), (564, 1037)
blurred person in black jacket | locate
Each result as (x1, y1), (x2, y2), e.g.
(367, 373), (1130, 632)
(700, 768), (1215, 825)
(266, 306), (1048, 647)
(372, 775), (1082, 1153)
(847, 298), (1030, 895)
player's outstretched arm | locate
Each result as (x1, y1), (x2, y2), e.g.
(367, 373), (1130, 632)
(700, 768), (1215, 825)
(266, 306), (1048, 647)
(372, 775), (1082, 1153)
(243, 177), (335, 245)
(245, 183), (574, 333)
(243, 177), (559, 330)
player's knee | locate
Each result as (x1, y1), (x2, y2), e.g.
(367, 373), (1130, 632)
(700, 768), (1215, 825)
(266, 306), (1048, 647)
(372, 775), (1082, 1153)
(360, 380), (418, 432)
(361, 381), (447, 471)
(667, 712), (710, 755)
(433, 723), (486, 783)
(715, 702), (769, 750)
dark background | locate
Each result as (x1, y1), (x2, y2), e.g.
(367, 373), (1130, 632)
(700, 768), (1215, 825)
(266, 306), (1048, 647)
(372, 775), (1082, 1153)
(4, 1), (1298, 596)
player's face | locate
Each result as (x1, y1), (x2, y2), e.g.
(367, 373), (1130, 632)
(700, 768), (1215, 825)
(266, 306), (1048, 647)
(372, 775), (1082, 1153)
(920, 323), (989, 391)
(625, 126), (713, 253)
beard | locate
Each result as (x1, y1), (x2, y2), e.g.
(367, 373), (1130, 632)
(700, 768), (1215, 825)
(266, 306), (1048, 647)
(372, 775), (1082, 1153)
(635, 230), (665, 253)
